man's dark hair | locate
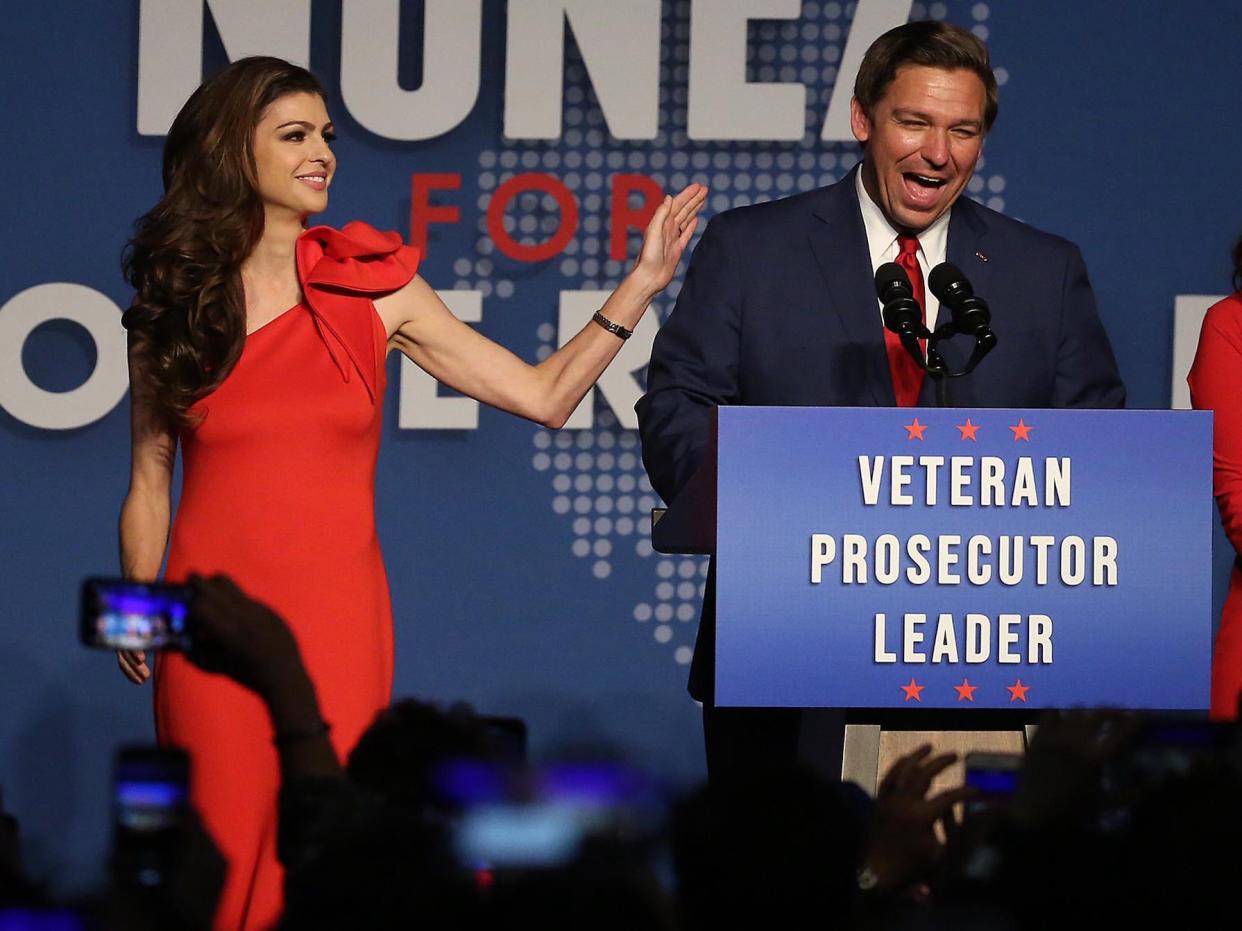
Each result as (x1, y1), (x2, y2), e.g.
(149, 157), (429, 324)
(854, 20), (999, 132)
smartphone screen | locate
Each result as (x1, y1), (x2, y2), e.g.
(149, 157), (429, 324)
(453, 803), (596, 870)
(114, 746), (190, 834)
(448, 759), (660, 871)
(964, 764), (1021, 796)
(111, 746), (190, 890)
(80, 578), (193, 651)
(963, 752), (1022, 816)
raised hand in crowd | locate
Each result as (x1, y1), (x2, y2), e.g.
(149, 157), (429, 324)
(184, 574), (340, 780)
(860, 745), (977, 900)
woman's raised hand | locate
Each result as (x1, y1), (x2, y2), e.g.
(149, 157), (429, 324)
(631, 183), (708, 295)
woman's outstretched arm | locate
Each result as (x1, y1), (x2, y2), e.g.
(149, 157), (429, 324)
(379, 183), (707, 428)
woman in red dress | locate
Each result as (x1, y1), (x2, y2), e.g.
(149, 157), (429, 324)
(117, 57), (705, 930)
(1189, 234), (1242, 720)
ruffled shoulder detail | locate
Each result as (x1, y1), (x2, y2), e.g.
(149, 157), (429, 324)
(298, 221), (421, 293)
(295, 222), (422, 402)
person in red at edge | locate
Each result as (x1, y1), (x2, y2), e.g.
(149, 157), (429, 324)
(1189, 234), (1242, 720)
(117, 56), (706, 931)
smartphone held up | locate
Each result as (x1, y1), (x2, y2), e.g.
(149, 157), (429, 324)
(963, 751), (1022, 818)
(80, 578), (194, 652)
(110, 745), (191, 891)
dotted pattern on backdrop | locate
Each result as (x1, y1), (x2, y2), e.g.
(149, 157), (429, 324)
(462, 0), (1007, 670)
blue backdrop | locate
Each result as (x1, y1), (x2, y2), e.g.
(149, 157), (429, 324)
(2, 0), (1240, 893)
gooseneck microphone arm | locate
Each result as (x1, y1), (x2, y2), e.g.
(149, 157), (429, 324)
(927, 261), (998, 378)
(874, 262), (939, 376)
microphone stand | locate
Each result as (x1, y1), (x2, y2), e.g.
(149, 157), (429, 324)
(893, 324), (952, 408)
(922, 324), (998, 408)
(897, 331), (951, 408)
(928, 362), (951, 408)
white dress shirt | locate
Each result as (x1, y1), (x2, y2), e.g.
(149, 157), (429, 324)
(855, 166), (952, 335)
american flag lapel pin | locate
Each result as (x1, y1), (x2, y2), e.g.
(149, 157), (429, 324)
(975, 250), (989, 263)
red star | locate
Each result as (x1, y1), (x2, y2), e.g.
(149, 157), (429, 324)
(1007, 679), (1031, 702)
(1009, 419), (1033, 442)
(900, 678), (925, 702)
(953, 679), (978, 702)
(903, 418), (927, 441)
(956, 419), (980, 441)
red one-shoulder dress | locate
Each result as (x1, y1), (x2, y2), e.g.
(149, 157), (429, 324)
(1189, 291), (1242, 720)
(155, 222), (419, 930)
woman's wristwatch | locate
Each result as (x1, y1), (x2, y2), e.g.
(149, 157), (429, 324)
(592, 310), (633, 340)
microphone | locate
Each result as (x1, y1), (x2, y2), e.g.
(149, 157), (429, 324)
(926, 261), (997, 381)
(928, 262), (992, 337)
(874, 262), (929, 343)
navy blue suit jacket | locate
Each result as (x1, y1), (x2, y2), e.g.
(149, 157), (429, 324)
(636, 168), (1125, 702)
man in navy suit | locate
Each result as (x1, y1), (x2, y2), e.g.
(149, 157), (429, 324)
(636, 21), (1125, 778)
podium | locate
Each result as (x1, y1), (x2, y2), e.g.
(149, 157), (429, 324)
(653, 406), (1213, 793)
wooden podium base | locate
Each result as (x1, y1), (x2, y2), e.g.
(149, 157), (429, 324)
(841, 717), (1038, 796)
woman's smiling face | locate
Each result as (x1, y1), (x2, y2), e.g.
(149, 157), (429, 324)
(252, 91), (336, 220)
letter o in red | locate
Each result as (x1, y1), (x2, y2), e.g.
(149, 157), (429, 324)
(486, 173), (579, 262)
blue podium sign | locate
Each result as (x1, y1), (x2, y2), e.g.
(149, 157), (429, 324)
(714, 407), (1213, 710)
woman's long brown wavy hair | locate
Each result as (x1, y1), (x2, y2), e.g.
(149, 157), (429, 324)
(122, 57), (326, 429)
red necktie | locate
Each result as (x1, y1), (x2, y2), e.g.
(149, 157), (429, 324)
(884, 234), (926, 407)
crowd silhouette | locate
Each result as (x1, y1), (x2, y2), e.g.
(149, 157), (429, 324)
(3, 575), (1236, 929)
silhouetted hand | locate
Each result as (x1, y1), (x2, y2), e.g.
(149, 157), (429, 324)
(862, 745), (977, 896)
(184, 574), (303, 697)
(184, 574), (340, 780)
